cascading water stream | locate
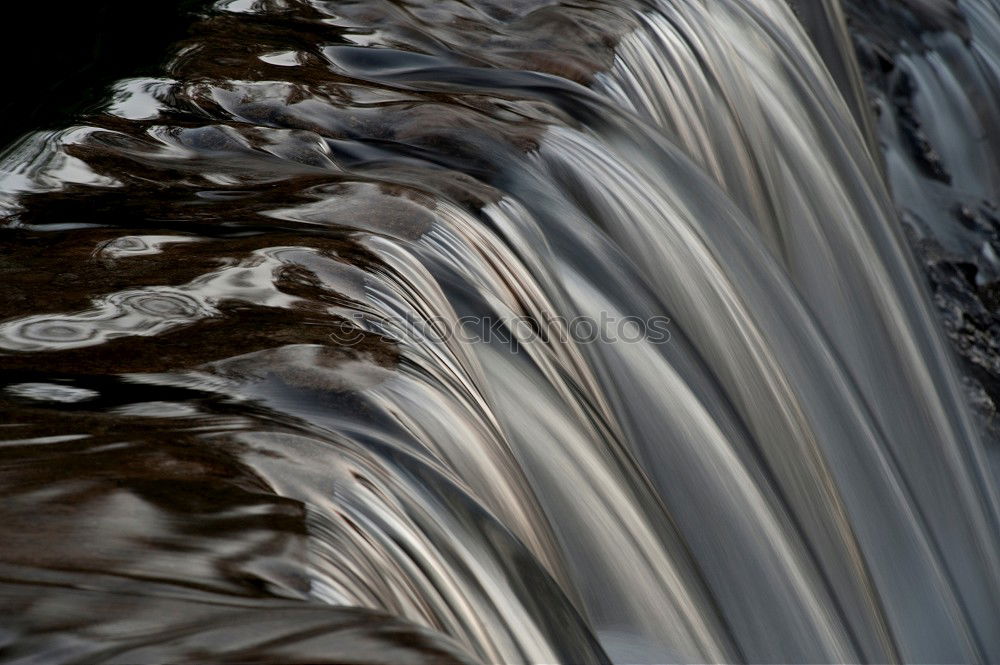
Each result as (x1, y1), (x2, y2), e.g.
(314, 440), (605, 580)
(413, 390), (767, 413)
(0, 0), (998, 663)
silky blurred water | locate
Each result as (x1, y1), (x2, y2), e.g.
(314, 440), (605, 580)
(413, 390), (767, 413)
(1, 1), (999, 663)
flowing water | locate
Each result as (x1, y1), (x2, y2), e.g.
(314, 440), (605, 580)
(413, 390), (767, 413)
(1, 0), (999, 663)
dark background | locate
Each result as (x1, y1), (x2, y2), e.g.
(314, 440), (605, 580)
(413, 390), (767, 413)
(0, 0), (206, 150)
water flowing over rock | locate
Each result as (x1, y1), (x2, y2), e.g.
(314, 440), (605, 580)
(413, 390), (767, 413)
(1, 0), (999, 663)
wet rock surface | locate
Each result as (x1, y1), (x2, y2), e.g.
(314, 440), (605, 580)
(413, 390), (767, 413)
(846, 0), (1000, 443)
(911, 229), (1000, 440)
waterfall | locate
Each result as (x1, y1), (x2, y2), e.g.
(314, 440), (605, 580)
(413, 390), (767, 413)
(1, 0), (998, 663)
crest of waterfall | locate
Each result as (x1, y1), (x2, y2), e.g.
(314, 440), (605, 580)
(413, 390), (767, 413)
(1, 0), (999, 663)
